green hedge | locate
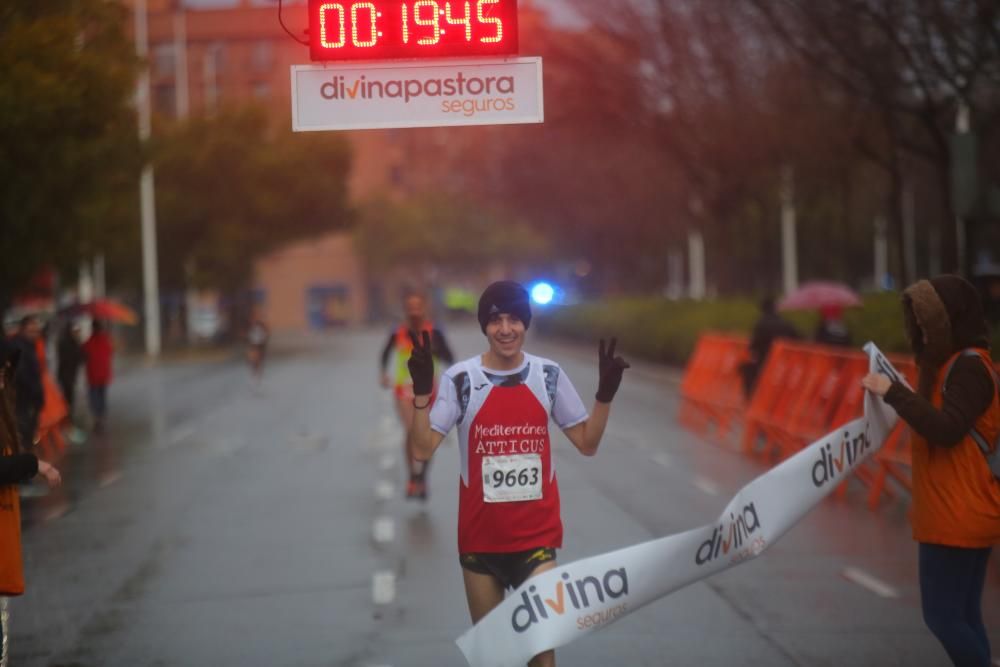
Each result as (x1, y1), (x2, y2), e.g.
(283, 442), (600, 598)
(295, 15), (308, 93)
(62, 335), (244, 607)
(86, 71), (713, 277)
(534, 294), (1000, 366)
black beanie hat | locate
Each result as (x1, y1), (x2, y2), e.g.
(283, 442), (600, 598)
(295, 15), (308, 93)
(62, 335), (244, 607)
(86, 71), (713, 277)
(478, 281), (532, 333)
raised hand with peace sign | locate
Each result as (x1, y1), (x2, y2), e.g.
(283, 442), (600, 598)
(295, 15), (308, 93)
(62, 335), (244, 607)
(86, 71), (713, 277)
(407, 330), (435, 398)
(595, 337), (630, 403)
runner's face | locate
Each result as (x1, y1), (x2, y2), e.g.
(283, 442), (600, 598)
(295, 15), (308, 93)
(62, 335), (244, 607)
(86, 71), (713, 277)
(485, 313), (525, 360)
(404, 297), (425, 330)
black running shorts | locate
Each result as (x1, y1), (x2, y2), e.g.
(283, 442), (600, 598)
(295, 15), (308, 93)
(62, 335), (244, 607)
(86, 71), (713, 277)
(459, 547), (557, 590)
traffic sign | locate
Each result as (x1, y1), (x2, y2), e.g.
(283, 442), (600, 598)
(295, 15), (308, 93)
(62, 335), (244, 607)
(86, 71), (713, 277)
(291, 57), (542, 131)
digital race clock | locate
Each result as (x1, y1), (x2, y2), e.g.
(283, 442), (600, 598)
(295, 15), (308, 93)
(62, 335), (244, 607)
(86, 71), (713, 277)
(307, 0), (519, 62)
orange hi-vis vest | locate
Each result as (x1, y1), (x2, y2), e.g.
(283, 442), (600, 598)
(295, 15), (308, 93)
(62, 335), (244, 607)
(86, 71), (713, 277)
(910, 348), (1000, 547)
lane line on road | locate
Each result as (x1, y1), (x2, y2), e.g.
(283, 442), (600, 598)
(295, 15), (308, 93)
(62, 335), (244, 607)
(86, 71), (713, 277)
(373, 516), (395, 544)
(42, 503), (71, 522)
(692, 476), (720, 496)
(372, 571), (396, 605)
(374, 480), (395, 501)
(165, 423), (196, 446)
(841, 567), (900, 599)
(98, 471), (122, 488)
(651, 452), (671, 468)
(379, 454), (396, 471)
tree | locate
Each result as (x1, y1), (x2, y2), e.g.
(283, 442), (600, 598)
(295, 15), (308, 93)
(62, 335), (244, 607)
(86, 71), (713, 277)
(152, 107), (353, 293)
(0, 0), (139, 308)
(354, 193), (549, 274)
(567, 1), (899, 291)
(748, 0), (1000, 275)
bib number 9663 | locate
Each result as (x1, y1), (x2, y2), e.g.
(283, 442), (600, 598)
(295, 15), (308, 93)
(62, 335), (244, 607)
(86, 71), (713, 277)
(482, 454), (542, 503)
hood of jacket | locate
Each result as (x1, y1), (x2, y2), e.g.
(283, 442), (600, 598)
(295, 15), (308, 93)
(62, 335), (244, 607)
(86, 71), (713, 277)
(901, 274), (990, 397)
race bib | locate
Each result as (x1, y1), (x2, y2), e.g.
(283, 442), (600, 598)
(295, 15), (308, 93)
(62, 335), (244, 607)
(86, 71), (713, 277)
(482, 454), (542, 503)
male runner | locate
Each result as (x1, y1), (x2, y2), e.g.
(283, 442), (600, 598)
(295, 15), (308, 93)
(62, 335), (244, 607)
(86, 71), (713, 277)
(407, 281), (629, 667)
(379, 293), (454, 499)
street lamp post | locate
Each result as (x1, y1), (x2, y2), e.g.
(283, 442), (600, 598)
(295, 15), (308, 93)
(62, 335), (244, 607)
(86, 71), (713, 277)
(955, 102), (971, 275)
(135, 0), (162, 357)
(780, 165), (798, 296)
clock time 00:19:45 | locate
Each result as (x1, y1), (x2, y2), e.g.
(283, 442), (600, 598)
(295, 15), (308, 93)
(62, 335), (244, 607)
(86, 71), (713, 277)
(308, 0), (519, 61)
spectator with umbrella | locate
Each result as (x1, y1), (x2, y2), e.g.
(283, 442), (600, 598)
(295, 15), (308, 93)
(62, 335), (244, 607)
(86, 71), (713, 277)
(814, 304), (853, 348)
(61, 298), (138, 326)
(779, 281), (861, 349)
(82, 321), (114, 434)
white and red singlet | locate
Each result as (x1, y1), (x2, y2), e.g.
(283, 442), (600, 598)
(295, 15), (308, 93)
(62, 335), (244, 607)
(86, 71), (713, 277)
(430, 353), (587, 553)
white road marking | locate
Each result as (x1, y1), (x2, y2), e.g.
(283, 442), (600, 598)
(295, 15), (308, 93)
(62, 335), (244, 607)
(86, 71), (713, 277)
(374, 480), (395, 501)
(168, 424), (196, 443)
(379, 454), (396, 471)
(293, 433), (329, 450)
(98, 471), (122, 488)
(841, 567), (900, 599)
(42, 504), (71, 522)
(373, 517), (395, 544)
(159, 423), (195, 448)
(368, 431), (399, 452)
(372, 571), (396, 605)
(651, 452), (671, 468)
(211, 436), (246, 456)
(692, 476), (720, 496)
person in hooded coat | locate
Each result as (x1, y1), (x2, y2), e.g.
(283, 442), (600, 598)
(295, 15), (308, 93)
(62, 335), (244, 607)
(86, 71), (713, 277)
(740, 296), (800, 398)
(862, 274), (1000, 667)
(0, 339), (61, 664)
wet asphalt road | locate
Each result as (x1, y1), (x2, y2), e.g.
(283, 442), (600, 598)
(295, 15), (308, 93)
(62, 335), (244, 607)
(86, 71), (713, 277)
(9, 324), (1000, 667)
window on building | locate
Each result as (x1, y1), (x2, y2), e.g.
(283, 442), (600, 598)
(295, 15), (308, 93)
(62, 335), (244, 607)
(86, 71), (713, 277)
(204, 42), (225, 79)
(390, 164), (404, 187)
(253, 81), (271, 100)
(153, 84), (176, 117)
(153, 44), (175, 77)
(204, 80), (220, 111)
(203, 43), (225, 112)
(252, 41), (273, 70)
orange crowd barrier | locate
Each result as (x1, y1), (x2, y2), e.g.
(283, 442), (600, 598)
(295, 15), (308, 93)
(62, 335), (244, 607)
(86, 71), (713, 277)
(739, 340), (840, 460)
(678, 333), (944, 512)
(678, 333), (748, 444)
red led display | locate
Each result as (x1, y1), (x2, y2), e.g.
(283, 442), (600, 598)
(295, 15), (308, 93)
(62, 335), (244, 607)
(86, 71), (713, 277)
(307, 0), (518, 62)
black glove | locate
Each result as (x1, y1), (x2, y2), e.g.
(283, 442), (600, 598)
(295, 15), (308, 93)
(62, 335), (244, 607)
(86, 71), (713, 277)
(407, 330), (434, 396)
(595, 337), (630, 403)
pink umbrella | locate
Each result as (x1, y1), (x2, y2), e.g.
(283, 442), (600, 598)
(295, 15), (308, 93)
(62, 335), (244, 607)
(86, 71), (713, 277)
(778, 281), (862, 311)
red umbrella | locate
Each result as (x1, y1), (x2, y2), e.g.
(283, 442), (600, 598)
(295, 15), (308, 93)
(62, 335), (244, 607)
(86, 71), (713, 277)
(62, 298), (139, 325)
(777, 281), (862, 311)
